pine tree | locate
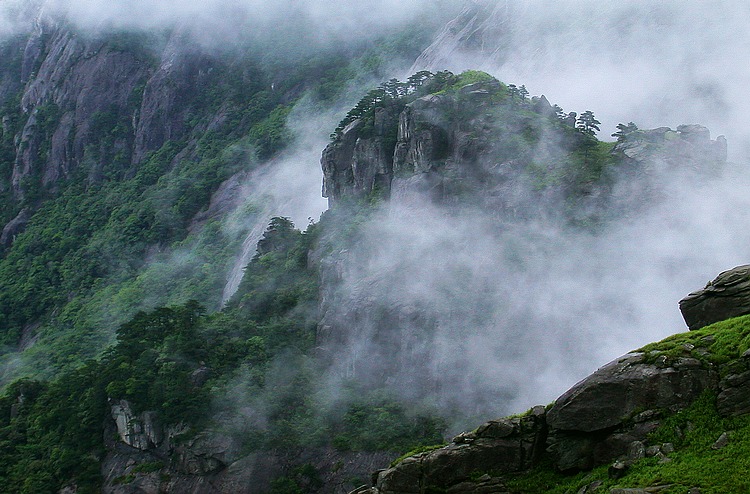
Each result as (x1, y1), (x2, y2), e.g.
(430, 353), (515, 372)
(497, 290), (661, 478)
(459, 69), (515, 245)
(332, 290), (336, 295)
(576, 110), (601, 136)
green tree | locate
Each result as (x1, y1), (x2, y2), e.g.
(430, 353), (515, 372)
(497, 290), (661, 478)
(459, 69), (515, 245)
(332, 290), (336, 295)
(576, 110), (601, 136)
(612, 121), (639, 141)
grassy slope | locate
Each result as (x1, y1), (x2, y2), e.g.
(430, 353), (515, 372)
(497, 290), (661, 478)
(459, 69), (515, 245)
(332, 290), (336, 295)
(504, 314), (750, 493)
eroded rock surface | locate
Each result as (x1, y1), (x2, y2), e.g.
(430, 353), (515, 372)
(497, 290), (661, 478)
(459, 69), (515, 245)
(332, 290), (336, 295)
(679, 265), (750, 330)
(373, 408), (546, 494)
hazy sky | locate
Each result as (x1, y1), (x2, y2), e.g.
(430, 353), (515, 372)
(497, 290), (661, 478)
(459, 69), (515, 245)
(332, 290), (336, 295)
(5, 0), (746, 155)
(0, 0), (459, 47)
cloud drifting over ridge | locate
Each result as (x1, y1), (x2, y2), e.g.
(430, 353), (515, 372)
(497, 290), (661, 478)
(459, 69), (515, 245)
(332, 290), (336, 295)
(0, 0), (458, 46)
(413, 0), (750, 159)
(324, 161), (750, 426)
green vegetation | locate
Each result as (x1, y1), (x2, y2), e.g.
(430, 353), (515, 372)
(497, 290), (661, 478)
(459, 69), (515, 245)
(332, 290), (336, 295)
(0, 215), (446, 492)
(333, 69), (618, 220)
(503, 391), (750, 493)
(640, 314), (750, 367)
(0, 17), (727, 494)
(390, 443), (447, 467)
(477, 316), (750, 493)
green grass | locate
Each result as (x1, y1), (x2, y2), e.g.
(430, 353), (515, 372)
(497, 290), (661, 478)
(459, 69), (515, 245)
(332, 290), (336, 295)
(504, 392), (750, 493)
(390, 444), (447, 467)
(639, 314), (750, 367)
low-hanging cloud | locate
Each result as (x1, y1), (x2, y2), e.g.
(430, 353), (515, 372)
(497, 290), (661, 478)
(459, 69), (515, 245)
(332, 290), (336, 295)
(5, 0), (750, 438)
(321, 157), (750, 430)
(413, 0), (750, 160)
(0, 0), (461, 49)
(220, 98), (337, 303)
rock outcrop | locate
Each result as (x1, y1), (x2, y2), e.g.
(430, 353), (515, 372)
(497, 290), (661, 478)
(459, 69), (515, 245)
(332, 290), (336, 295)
(110, 399), (164, 451)
(104, 399), (394, 494)
(611, 124), (727, 172)
(362, 350), (718, 493)
(546, 352), (716, 471)
(318, 74), (729, 420)
(679, 265), (750, 330)
(373, 408), (546, 494)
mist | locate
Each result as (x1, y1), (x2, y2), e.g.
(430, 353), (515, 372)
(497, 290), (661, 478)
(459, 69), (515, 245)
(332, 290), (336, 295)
(320, 157), (750, 429)
(413, 0), (750, 161)
(0, 0), (461, 53)
(221, 100), (332, 303)
(4, 0), (750, 439)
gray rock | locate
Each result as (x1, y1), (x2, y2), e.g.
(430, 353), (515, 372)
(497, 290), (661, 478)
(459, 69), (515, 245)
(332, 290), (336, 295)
(190, 365), (212, 387)
(711, 432), (729, 450)
(717, 370), (750, 416)
(546, 351), (715, 471)
(0, 208), (30, 247)
(679, 265), (750, 330)
(677, 124), (711, 143)
(608, 461), (628, 479)
(547, 353), (714, 433)
(577, 481), (603, 493)
(626, 441), (645, 461)
(109, 399), (162, 451)
(375, 412), (546, 494)
(645, 445), (661, 457)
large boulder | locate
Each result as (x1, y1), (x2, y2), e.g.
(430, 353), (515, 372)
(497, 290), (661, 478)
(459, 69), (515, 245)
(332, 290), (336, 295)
(679, 265), (750, 330)
(546, 353), (714, 432)
(546, 352), (716, 471)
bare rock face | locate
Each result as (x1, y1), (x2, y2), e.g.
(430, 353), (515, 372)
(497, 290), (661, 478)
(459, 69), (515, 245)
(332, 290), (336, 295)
(321, 107), (401, 204)
(612, 124), (727, 171)
(546, 353), (716, 471)
(546, 353), (715, 433)
(359, 342), (743, 491)
(373, 408), (547, 494)
(110, 400), (164, 451)
(11, 23), (153, 196)
(0, 208), (30, 247)
(679, 265), (750, 331)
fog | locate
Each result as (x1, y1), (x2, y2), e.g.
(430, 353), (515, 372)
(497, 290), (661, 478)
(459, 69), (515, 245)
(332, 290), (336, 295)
(323, 161), (750, 426)
(4, 0), (750, 433)
(413, 0), (750, 160)
(221, 101), (332, 303)
(0, 0), (460, 51)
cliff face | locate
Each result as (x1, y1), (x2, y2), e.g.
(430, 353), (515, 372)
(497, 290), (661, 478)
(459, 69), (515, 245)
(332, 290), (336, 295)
(0, 17), (266, 246)
(321, 78), (567, 213)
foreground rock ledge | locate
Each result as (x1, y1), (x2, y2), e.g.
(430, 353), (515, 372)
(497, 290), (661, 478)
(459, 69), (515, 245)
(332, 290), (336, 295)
(679, 265), (750, 331)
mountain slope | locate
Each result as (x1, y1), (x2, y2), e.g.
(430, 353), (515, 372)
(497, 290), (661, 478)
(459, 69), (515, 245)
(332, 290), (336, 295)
(0, 10), (742, 494)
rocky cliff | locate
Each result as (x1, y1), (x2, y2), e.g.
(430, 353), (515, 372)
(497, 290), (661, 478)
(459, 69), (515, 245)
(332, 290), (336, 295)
(0, 15), (271, 247)
(679, 265), (750, 331)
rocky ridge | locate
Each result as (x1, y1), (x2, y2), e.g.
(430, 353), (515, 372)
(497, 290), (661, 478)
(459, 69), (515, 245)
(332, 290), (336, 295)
(103, 398), (395, 494)
(317, 73), (727, 409)
(0, 16), (267, 247)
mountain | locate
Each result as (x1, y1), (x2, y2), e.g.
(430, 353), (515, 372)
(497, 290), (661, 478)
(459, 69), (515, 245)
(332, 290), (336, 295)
(0, 2), (747, 494)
